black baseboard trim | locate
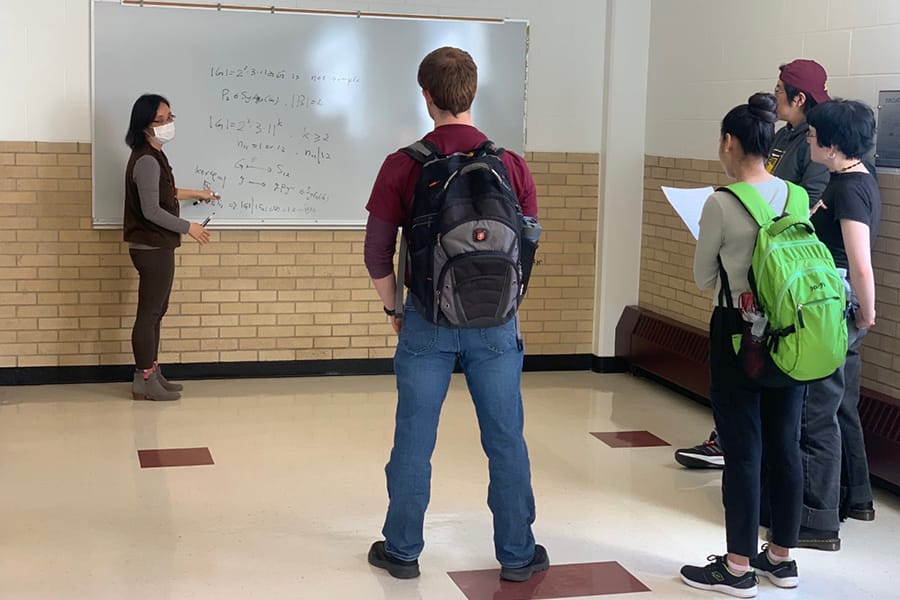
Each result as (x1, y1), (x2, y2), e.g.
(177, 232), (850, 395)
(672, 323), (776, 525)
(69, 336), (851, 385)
(872, 475), (900, 497)
(0, 353), (594, 386)
(525, 354), (592, 372)
(629, 365), (712, 408)
(591, 356), (629, 373)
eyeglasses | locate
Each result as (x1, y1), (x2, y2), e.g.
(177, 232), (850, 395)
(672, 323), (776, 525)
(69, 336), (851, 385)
(805, 131), (816, 139)
(152, 113), (176, 125)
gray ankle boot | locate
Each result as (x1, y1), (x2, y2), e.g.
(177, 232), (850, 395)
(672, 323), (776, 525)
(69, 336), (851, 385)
(155, 365), (184, 392)
(132, 370), (181, 401)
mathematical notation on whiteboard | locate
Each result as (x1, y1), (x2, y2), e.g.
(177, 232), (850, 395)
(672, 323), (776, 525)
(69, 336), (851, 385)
(188, 65), (359, 219)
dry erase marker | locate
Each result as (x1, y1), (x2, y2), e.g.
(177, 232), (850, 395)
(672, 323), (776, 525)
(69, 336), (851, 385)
(194, 192), (220, 205)
(201, 216), (211, 227)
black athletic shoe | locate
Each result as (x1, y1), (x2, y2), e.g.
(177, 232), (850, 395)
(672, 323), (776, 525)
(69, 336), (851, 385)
(846, 502), (875, 522)
(675, 430), (725, 469)
(750, 544), (799, 588)
(795, 526), (841, 552)
(764, 526), (841, 552)
(499, 544), (550, 582)
(367, 541), (420, 579)
(680, 555), (758, 598)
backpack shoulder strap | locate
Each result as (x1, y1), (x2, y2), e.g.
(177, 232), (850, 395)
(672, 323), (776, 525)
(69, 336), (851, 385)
(714, 182), (770, 308)
(400, 139), (441, 164)
(783, 180), (810, 218)
(403, 139), (508, 162)
(717, 181), (777, 227)
(394, 140), (438, 317)
(768, 181), (815, 237)
(476, 140), (506, 157)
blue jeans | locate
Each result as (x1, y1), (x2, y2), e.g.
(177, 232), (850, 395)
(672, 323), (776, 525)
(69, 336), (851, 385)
(381, 301), (536, 567)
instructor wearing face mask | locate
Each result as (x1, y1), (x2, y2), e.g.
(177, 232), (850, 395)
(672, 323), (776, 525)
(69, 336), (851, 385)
(123, 94), (216, 401)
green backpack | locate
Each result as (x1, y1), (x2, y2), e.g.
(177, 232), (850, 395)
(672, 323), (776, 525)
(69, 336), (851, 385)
(719, 181), (847, 384)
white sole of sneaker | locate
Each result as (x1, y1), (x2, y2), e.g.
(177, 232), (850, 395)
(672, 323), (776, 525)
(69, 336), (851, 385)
(675, 452), (725, 469)
(680, 574), (758, 598)
(689, 454), (725, 466)
(758, 571), (799, 588)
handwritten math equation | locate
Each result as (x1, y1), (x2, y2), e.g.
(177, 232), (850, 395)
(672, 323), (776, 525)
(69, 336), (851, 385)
(195, 65), (353, 219)
(226, 194), (325, 217)
(209, 65), (361, 87)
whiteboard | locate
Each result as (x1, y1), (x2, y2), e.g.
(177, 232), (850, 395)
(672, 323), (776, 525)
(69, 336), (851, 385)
(91, 2), (528, 228)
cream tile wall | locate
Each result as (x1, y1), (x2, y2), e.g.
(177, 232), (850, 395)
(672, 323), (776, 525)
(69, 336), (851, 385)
(646, 0), (900, 161)
(0, 0), (608, 153)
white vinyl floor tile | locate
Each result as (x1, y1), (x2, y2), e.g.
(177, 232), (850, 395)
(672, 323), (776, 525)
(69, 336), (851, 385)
(1, 372), (897, 599)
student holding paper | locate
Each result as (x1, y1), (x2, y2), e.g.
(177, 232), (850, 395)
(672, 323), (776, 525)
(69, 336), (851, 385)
(675, 59), (832, 470)
(681, 93), (804, 598)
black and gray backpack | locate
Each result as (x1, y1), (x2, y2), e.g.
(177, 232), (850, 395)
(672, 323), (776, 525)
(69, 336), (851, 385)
(395, 139), (537, 328)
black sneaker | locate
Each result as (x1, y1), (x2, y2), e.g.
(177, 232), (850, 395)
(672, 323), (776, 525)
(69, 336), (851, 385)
(846, 502), (875, 522)
(680, 555), (758, 598)
(795, 526), (840, 552)
(750, 544), (798, 588)
(675, 430), (725, 469)
(499, 544), (550, 582)
(367, 541), (420, 579)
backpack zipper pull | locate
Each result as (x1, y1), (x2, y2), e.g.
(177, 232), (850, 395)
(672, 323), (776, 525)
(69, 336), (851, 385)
(797, 303), (805, 328)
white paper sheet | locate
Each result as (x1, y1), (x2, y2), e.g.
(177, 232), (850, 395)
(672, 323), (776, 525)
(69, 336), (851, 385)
(661, 186), (714, 240)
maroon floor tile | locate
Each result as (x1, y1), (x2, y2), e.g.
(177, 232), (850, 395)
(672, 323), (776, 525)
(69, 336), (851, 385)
(137, 447), (214, 468)
(590, 430), (670, 448)
(448, 561), (650, 600)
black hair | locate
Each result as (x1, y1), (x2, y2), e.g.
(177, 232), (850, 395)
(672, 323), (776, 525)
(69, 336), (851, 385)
(807, 99), (876, 159)
(778, 66), (820, 114)
(721, 92), (778, 158)
(125, 94), (170, 149)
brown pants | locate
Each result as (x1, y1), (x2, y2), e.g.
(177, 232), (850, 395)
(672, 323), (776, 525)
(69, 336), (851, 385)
(129, 248), (175, 369)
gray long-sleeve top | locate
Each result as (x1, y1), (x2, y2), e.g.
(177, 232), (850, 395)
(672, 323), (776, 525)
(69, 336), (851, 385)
(131, 155), (190, 249)
(694, 177), (789, 306)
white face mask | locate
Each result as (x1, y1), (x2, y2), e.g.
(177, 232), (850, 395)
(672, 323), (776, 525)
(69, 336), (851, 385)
(152, 121), (176, 145)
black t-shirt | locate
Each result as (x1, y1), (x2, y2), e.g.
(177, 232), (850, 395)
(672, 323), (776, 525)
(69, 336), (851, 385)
(810, 172), (881, 270)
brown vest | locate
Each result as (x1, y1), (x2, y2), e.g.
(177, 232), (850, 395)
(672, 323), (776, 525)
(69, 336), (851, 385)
(123, 146), (181, 248)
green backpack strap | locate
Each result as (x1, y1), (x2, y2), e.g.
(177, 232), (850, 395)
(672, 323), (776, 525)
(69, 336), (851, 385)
(768, 181), (815, 237)
(719, 180), (816, 240)
(718, 181), (777, 226)
(718, 180), (810, 225)
(782, 180), (809, 217)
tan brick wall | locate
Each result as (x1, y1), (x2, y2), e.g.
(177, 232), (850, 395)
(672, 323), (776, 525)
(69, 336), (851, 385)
(639, 156), (729, 330)
(0, 141), (598, 369)
(641, 154), (900, 398)
(866, 172), (900, 397)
